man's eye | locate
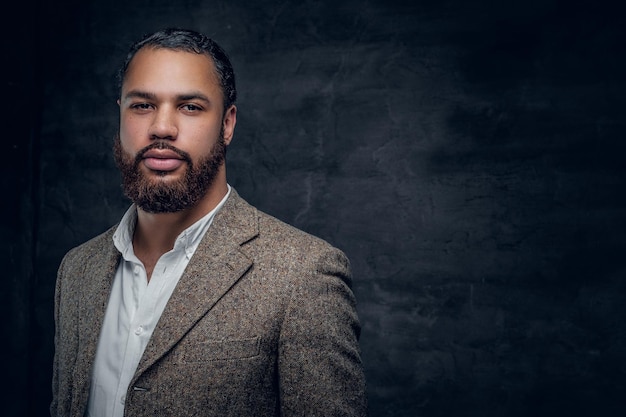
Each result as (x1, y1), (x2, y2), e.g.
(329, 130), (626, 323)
(182, 104), (202, 112)
(131, 103), (152, 110)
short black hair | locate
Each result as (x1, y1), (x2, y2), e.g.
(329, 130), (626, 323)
(117, 28), (237, 110)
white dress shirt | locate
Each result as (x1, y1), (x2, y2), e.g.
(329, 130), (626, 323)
(86, 186), (231, 417)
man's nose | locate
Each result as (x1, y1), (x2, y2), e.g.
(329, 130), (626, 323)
(148, 107), (178, 140)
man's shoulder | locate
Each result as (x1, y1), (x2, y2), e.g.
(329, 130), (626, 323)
(252, 208), (348, 268)
(246, 206), (352, 283)
(257, 209), (327, 245)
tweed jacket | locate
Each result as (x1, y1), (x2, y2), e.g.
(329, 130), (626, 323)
(51, 189), (367, 417)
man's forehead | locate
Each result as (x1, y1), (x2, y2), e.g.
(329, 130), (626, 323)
(122, 48), (221, 95)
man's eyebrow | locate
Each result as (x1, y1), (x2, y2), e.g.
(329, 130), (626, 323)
(177, 92), (211, 103)
(124, 90), (156, 101)
(123, 90), (211, 104)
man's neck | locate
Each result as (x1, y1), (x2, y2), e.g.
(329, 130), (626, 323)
(132, 180), (229, 279)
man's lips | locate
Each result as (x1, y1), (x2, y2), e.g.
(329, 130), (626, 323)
(141, 149), (186, 172)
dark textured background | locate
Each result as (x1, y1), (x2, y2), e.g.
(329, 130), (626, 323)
(3, 0), (626, 416)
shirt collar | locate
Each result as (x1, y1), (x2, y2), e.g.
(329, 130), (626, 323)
(113, 184), (232, 261)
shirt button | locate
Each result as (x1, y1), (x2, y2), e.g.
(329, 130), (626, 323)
(133, 265), (140, 275)
(120, 394), (126, 405)
(135, 326), (144, 335)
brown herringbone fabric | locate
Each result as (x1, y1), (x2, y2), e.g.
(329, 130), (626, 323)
(51, 189), (367, 417)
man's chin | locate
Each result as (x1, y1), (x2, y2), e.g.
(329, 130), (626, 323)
(132, 185), (194, 213)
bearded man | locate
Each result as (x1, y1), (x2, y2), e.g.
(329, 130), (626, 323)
(50, 28), (367, 417)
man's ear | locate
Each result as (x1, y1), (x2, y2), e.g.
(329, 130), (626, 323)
(222, 105), (237, 146)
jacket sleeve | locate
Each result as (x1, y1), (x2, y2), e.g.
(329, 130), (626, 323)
(278, 246), (368, 416)
(50, 249), (80, 417)
(50, 253), (65, 417)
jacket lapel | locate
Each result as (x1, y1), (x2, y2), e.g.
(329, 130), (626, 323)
(133, 190), (259, 377)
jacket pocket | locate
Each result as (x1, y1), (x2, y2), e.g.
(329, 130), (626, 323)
(177, 336), (261, 363)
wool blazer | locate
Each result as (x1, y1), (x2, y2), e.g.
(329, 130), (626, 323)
(51, 189), (367, 417)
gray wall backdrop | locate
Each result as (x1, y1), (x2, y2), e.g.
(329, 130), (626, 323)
(3, 0), (625, 416)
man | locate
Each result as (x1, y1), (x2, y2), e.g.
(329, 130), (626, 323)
(51, 28), (367, 417)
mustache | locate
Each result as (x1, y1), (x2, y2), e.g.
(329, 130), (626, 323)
(135, 141), (192, 165)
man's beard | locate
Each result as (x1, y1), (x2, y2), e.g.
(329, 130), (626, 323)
(113, 133), (226, 213)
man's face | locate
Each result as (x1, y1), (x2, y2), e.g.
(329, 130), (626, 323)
(115, 47), (236, 213)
